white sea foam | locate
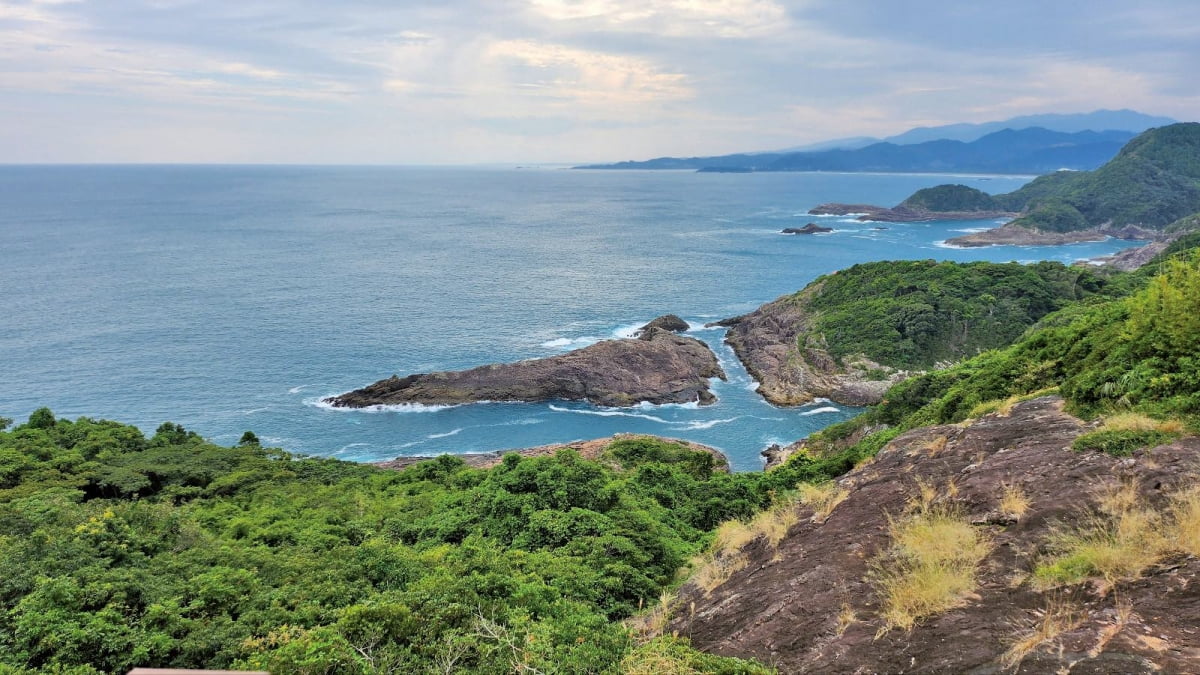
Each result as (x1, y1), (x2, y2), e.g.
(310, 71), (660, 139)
(336, 442), (369, 454)
(288, 385), (311, 394)
(612, 322), (646, 339)
(306, 396), (460, 413)
(427, 428), (463, 439)
(744, 381), (761, 392)
(397, 440), (427, 449)
(501, 418), (544, 426)
(673, 417), (740, 430)
(685, 321), (722, 333)
(635, 400), (700, 410)
(950, 226), (990, 234)
(800, 406), (841, 416)
(242, 406), (270, 415)
(933, 240), (967, 250)
(548, 404), (670, 424)
(541, 337), (573, 348)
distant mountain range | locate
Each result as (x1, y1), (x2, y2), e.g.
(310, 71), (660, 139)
(576, 109), (1178, 175)
(775, 109), (1177, 152)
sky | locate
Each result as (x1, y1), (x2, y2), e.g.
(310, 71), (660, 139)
(1, 0), (1197, 164)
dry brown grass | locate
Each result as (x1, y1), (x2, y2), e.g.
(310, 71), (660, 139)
(1034, 487), (1166, 588)
(873, 504), (992, 634)
(835, 602), (857, 637)
(905, 477), (939, 513)
(1100, 412), (1185, 434)
(1001, 594), (1083, 668)
(796, 481), (849, 522)
(711, 519), (756, 556)
(999, 483), (1032, 520)
(691, 551), (749, 595)
(1169, 486), (1200, 556)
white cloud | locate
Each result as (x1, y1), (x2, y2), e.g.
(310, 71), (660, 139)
(486, 39), (692, 104)
(528, 0), (788, 37)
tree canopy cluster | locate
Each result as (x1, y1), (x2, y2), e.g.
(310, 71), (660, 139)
(802, 259), (1114, 369)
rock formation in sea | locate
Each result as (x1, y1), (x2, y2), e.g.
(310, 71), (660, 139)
(782, 223), (834, 234)
(634, 314), (690, 337)
(325, 328), (726, 408)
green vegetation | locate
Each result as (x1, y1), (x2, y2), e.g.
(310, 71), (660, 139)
(0, 411), (823, 672)
(900, 184), (999, 212)
(1071, 429), (1179, 457)
(782, 243), (1200, 482)
(802, 260), (1113, 368)
(897, 124), (1200, 233)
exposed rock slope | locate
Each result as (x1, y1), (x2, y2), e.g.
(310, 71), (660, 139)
(671, 397), (1200, 673)
(326, 329), (725, 408)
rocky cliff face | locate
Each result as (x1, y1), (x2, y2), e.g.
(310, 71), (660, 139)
(325, 329), (725, 409)
(670, 397), (1200, 673)
(717, 285), (905, 407)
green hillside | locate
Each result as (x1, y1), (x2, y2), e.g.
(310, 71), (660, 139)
(792, 242), (1200, 475)
(0, 413), (840, 672)
(801, 260), (1115, 369)
(908, 123), (1200, 233)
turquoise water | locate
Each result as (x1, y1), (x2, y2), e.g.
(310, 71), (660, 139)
(0, 166), (1140, 470)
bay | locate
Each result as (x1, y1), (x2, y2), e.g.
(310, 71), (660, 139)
(0, 166), (1139, 469)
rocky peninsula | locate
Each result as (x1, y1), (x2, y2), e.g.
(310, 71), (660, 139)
(714, 283), (906, 407)
(809, 202), (1015, 223)
(325, 316), (725, 409)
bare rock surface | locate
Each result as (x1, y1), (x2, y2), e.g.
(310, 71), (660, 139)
(372, 433), (729, 471)
(325, 330), (725, 409)
(946, 223), (1164, 248)
(714, 283), (906, 407)
(671, 396), (1200, 674)
(634, 314), (690, 338)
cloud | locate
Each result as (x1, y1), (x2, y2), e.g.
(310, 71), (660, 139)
(527, 0), (789, 37)
(0, 0), (1193, 162)
(486, 39), (692, 104)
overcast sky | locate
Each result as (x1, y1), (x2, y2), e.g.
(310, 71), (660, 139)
(2, 0), (1197, 164)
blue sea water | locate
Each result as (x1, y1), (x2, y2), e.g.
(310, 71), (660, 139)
(0, 166), (1141, 470)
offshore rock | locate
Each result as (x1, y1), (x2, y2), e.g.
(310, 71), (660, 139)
(635, 314), (690, 338)
(782, 223), (834, 234)
(326, 330), (725, 409)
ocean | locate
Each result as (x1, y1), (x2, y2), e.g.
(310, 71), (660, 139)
(0, 166), (1140, 470)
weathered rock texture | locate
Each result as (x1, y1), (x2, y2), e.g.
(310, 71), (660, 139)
(326, 330), (725, 409)
(782, 223), (834, 234)
(809, 203), (1016, 223)
(944, 223), (1164, 248)
(671, 396), (1200, 673)
(634, 314), (690, 338)
(715, 283), (906, 407)
(372, 433), (729, 472)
